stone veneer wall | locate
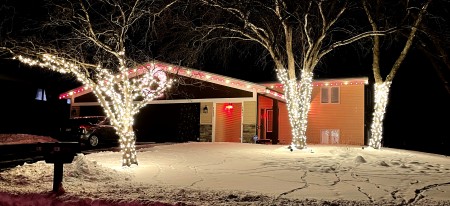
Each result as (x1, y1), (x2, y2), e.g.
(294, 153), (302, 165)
(200, 124), (256, 143)
(242, 124), (256, 143)
(200, 124), (212, 142)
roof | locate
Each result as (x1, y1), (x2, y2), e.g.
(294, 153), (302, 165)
(58, 60), (368, 101)
(261, 77), (369, 93)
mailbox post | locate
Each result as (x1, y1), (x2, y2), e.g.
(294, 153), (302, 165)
(36, 142), (81, 193)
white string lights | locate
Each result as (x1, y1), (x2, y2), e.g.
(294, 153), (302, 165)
(38, 56), (370, 154)
(368, 81), (391, 149)
(15, 54), (172, 167)
(277, 69), (313, 150)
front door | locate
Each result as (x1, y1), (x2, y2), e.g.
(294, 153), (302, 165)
(259, 101), (279, 144)
(259, 108), (265, 140)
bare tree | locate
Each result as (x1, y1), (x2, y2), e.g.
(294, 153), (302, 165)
(175, 0), (393, 149)
(363, 0), (432, 149)
(1, 0), (177, 167)
(414, 1), (450, 96)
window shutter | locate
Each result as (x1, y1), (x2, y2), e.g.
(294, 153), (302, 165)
(331, 87), (339, 103)
(321, 87), (329, 103)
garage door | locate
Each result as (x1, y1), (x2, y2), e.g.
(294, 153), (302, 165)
(214, 103), (242, 142)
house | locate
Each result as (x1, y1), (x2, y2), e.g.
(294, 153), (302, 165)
(59, 61), (369, 145)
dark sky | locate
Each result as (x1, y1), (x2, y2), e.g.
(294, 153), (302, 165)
(0, 59), (80, 95)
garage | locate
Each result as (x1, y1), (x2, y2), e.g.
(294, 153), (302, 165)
(134, 103), (200, 143)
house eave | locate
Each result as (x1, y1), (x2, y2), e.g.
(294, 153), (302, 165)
(59, 60), (267, 100)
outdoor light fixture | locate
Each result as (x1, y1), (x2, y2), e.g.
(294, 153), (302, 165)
(203, 106), (208, 114)
(225, 103), (233, 110)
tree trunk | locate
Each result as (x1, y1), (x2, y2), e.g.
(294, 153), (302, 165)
(119, 125), (138, 167)
(368, 81), (392, 149)
(279, 69), (314, 149)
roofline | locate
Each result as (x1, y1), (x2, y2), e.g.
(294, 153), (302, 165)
(261, 77), (368, 92)
(259, 77), (369, 85)
(148, 60), (267, 92)
(58, 60), (368, 101)
(59, 60), (268, 99)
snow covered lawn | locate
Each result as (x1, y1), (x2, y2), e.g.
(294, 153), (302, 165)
(1, 135), (450, 205)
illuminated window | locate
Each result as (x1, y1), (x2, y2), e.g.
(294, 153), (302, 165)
(320, 129), (340, 144)
(321, 87), (340, 104)
(35, 88), (47, 101)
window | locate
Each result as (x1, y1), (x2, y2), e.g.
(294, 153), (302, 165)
(35, 88), (47, 101)
(321, 87), (329, 103)
(320, 129), (340, 144)
(321, 86), (340, 104)
(266, 109), (273, 132)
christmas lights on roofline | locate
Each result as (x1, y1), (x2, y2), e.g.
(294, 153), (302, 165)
(58, 61), (369, 100)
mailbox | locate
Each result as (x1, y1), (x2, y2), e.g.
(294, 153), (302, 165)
(36, 142), (81, 163)
(35, 142), (81, 193)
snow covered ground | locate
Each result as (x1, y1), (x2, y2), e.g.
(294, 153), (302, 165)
(1, 134), (450, 206)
